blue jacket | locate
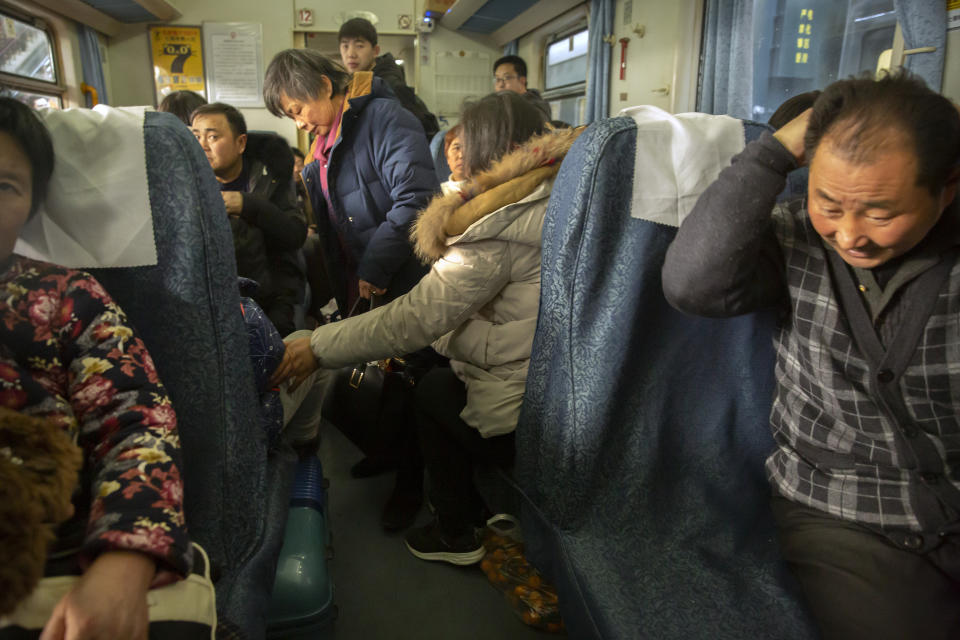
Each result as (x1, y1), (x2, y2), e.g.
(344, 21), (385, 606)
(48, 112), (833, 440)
(238, 278), (284, 448)
(303, 73), (437, 310)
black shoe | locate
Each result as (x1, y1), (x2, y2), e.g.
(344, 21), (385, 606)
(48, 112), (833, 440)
(404, 520), (486, 566)
(350, 456), (395, 479)
(381, 488), (423, 532)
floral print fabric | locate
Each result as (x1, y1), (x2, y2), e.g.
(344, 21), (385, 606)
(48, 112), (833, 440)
(0, 255), (191, 576)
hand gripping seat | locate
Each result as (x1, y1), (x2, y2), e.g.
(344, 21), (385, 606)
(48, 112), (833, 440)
(515, 109), (816, 639)
(28, 107), (297, 638)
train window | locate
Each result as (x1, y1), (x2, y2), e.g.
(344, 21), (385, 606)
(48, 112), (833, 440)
(543, 25), (588, 126)
(0, 10), (62, 108)
(751, 0), (895, 121)
(4, 87), (60, 108)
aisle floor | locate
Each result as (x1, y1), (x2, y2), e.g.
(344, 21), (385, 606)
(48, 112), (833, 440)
(317, 426), (548, 640)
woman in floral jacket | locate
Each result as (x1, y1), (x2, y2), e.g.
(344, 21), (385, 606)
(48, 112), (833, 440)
(0, 98), (190, 639)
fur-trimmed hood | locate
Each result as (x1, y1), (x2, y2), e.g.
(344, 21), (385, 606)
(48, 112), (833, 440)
(413, 126), (582, 262)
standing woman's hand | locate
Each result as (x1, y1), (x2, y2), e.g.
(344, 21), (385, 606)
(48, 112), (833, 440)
(358, 280), (386, 300)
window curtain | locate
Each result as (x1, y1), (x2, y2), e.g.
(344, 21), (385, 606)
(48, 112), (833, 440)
(893, 0), (946, 91)
(503, 40), (518, 56)
(585, 0), (614, 123)
(78, 25), (108, 106)
(697, 0), (754, 118)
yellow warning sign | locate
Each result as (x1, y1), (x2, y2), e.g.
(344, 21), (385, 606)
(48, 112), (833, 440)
(149, 25), (205, 103)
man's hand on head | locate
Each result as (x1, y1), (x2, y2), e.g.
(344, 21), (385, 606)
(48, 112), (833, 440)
(221, 191), (243, 216)
(773, 108), (812, 166)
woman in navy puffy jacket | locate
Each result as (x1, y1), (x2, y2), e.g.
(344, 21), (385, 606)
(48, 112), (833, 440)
(263, 49), (438, 312)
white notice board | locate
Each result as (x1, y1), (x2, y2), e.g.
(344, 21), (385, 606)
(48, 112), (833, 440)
(203, 22), (264, 107)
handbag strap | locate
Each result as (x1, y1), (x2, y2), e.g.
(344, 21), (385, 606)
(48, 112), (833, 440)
(345, 294), (383, 388)
(346, 293), (378, 319)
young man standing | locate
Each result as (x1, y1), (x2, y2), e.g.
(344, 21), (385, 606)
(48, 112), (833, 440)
(338, 17), (439, 143)
(663, 73), (960, 638)
(191, 102), (306, 335)
(492, 54), (551, 119)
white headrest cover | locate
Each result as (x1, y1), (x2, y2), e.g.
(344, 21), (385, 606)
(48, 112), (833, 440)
(14, 105), (156, 268)
(619, 105), (745, 228)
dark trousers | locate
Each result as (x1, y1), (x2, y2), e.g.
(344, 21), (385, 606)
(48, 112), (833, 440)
(303, 235), (333, 321)
(415, 367), (515, 536)
(771, 497), (960, 640)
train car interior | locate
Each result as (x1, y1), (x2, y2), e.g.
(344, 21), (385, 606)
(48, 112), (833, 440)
(1, 0), (959, 638)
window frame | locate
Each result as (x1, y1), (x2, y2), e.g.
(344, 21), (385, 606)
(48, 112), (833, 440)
(540, 22), (589, 100)
(539, 21), (589, 125)
(0, 3), (66, 108)
(695, 0), (903, 120)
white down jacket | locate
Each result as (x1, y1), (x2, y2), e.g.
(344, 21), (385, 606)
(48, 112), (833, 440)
(308, 127), (581, 437)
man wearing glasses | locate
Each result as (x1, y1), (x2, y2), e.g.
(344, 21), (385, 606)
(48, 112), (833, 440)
(493, 55), (552, 120)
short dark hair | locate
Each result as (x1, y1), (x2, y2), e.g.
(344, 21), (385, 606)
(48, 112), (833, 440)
(460, 91), (547, 175)
(768, 90), (820, 130)
(158, 90), (208, 126)
(805, 72), (960, 195)
(263, 49), (351, 119)
(494, 55), (527, 78)
(190, 102), (247, 138)
(291, 146), (305, 160)
(0, 97), (54, 218)
(338, 17), (378, 45)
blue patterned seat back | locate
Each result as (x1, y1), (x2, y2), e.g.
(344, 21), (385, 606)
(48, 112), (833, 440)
(517, 116), (816, 639)
(88, 110), (286, 636)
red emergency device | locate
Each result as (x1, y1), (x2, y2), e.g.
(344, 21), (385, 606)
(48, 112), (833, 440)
(619, 38), (629, 80)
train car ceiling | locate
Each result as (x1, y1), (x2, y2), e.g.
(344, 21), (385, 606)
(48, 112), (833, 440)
(28, 0), (179, 35)
(77, 0), (179, 23)
(444, 0), (584, 46)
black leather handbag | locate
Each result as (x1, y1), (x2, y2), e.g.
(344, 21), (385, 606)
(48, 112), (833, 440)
(326, 297), (412, 459)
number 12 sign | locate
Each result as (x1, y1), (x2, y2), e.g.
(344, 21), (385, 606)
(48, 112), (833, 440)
(149, 25), (206, 104)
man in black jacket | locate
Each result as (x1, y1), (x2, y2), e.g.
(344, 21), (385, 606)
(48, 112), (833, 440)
(191, 102), (306, 335)
(338, 17), (440, 143)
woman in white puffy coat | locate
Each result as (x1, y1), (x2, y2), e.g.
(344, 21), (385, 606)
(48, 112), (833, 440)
(273, 92), (581, 565)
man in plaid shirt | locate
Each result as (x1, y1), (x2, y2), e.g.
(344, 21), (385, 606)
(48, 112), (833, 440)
(663, 73), (960, 638)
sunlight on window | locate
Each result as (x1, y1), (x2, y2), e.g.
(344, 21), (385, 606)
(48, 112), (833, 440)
(3, 88), (61, 109)
(0, 13), (57, 83)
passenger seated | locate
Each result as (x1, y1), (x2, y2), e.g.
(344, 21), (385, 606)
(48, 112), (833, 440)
(0, 97), (192, 638)
(290, 145), (335, 324)
(662, 73), (960, 638)
(157, 90), (207, 127)
(440, 124), (466, 196)
(191, 102), (307, 335)
(271, 92), (582, 565)
(292, 146), (306, 194)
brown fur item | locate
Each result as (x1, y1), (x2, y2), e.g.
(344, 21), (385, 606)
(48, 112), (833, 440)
(0, 407), (82, 617)
(412, 126), (583, 263)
